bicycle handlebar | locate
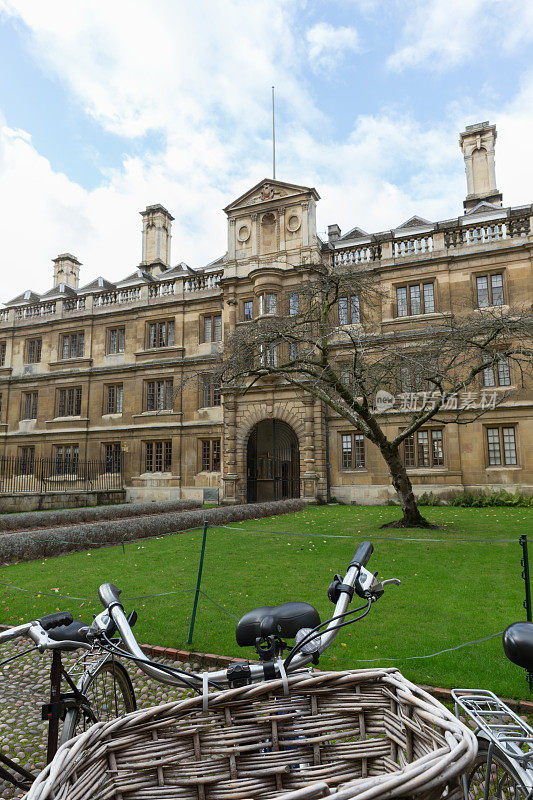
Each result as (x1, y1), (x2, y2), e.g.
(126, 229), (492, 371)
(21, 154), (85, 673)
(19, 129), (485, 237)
(350, 541), (373, 569)
(98, 583), (123, 610)
(92, 539), (398, 689)
(38, 612), (73, 631)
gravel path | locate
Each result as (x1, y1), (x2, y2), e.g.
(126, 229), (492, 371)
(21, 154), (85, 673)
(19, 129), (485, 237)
(0, 639), (202, 799)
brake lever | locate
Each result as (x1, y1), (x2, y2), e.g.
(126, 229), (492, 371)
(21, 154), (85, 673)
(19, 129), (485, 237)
(382, 578), (401, 588)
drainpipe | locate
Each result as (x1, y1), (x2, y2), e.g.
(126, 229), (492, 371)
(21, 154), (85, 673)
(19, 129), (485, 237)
(323, 401), (331, 503)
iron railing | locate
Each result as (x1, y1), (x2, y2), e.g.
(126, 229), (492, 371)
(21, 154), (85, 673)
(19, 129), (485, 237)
(0, 456), (124, 494)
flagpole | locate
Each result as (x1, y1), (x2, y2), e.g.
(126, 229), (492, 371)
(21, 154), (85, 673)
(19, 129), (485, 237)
(272, 85), (276, 179)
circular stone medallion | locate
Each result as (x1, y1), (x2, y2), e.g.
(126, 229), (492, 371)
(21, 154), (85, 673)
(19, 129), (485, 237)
(287, 214), (301, 233)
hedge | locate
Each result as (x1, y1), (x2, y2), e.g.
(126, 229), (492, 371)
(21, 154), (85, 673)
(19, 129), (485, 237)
(417, 489), (533, 507)
(0, 499), (308, 564)
(0, 499), (202, 533)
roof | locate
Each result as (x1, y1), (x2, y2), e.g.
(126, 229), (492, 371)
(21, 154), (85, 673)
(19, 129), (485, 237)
(4, 289), (41, 306)
(77, 276), (116, 294)
(40, 283), (78, 300)
(224, 178), (320, 213)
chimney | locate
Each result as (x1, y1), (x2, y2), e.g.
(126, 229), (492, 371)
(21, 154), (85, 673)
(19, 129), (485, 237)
(328, 224), (341, 242)
(459, 122), (502, 212)
(53, 253), (81, 288)
(140, 204), (174, 274)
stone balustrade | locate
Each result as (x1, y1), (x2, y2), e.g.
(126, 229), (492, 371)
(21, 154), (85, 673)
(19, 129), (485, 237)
(444, 214), (530, 248)
(184, 272), (222, 292)
(394, 235), (433, 258)
(333, 244), (380, 266)
(149, 280), (176, 297)
(14, 302), (56, 320)
(64, 297), (86, 313)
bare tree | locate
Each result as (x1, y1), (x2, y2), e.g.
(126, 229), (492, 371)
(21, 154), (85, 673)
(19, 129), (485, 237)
(210, 258), (533, 527)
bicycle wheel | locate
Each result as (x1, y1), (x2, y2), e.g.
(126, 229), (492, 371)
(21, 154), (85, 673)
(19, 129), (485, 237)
(466, 742), (528, 800)
(60, 659), (136, 744)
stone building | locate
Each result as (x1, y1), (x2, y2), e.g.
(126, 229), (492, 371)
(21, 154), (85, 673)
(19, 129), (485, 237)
(0, 121), (531, 504)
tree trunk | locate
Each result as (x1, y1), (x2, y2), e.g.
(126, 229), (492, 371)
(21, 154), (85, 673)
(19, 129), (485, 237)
(379, 445), (435, 528)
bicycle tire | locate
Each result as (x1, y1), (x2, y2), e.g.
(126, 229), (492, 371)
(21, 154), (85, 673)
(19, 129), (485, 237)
(466, 741), (529, 800)
(60, 659), (136, 744)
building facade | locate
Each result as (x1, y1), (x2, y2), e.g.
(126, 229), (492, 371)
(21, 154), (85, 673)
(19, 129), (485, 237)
(0, 121), (531, 504)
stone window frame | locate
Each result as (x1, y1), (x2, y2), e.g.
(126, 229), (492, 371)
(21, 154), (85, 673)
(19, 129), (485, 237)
(56, 386), (82, 417)
(394, 280), (436, 318)
(339, 431), (366, 470)
(337, 295), (361, 325)
(145, 378), (174, 412)
(106, 326), (126, 355)
(241, 297), (254, 322)
(200, 438), (221, 472)
(103, 442), (122, 473)
(200, 313), (222, 343)
(258, 292), (278, 316)
(21, 390), (38, 420)
(402, 427), (445, 469)
(60, 331), (85, 360)
(25, 337), (42, 364)
(144, 440), (172, 473)
(472, 270), (506, 309)
(481, 355), (512, 388)
(17, 445), (35, 474)
(485, 424), (519, 467)
(53, 443), (80, 474)
(104, 383), (124, 414)
(0, 341), (6, 367)
(199, 374), (221, 408)
(146, 318), (175, 349)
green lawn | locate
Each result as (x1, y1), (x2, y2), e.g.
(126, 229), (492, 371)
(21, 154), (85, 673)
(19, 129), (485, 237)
(1, 505), (532, 699)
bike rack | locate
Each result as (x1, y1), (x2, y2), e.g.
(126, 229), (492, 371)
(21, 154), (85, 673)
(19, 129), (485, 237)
(452, 689), (533, 766)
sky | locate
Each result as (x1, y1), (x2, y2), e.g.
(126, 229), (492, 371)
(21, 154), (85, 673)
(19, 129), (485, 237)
(0, 0), (532, 302)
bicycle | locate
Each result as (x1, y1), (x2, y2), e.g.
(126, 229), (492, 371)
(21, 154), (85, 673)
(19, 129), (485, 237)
(19, 542), (477, 800)
(0, 609), (136, 791)
(453, 621), (533, 800)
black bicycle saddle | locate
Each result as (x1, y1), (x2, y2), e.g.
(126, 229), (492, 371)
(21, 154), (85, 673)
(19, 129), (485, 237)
(236, 601), (320, 646)
(503, 621), (533, 671)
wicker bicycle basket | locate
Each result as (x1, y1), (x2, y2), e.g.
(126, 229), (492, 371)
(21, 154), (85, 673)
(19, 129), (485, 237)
(24, 668), (477, 800)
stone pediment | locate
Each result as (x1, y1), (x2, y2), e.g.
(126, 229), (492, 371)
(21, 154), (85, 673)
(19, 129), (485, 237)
(224, 178), (319, 213)
(464, 200), (502, 217)
(395, 215), (433, 231)
(339, 225), (369, 241)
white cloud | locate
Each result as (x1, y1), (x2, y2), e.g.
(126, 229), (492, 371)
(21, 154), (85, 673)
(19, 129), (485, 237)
(387, 0), (533, 72)
(0, 0), (532, 305)
(306, 22), (361, 72)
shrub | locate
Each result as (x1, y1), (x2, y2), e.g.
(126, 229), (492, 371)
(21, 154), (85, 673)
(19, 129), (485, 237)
(0, 499), (308, 564)
(416, 488), (533, 507)
(0, 499), (202, 533)
(416, 491), (445, 507)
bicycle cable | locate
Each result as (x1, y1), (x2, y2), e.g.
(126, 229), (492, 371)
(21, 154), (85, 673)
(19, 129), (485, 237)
(284, 599), (372, 670)
(0, 645), (39, 668)
(100, 634), (224, 692)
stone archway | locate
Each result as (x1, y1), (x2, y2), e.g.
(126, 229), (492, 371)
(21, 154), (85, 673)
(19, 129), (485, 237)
(246, 419), (300, 502)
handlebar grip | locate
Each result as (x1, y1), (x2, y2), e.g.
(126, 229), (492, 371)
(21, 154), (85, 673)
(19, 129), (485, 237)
(38, 612), (74, 631)
(350, 541), (374, 568)
(98, 582), (123, 610)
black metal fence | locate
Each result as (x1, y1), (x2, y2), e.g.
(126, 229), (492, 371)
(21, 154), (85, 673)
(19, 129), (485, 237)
(0, 456), (124, 494)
